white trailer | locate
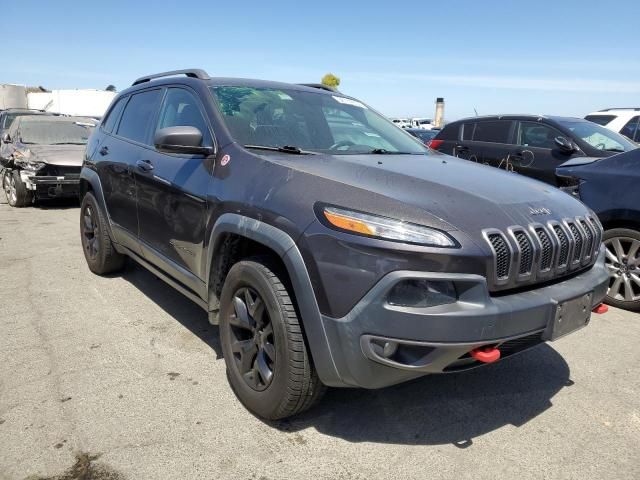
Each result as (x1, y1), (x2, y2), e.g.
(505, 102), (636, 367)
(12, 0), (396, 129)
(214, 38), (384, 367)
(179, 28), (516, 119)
(27, 89), (116, 118)
(0, 84), (28, 110)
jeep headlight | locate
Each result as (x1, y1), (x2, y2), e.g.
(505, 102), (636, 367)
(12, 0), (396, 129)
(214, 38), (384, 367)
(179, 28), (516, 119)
(321, 206), (457, 247)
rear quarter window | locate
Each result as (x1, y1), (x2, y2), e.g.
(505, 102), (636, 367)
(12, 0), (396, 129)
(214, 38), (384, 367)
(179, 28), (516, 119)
(436, 123), (459, 140)
(101, 97), (127, 134)
(584, 114), (616, 126)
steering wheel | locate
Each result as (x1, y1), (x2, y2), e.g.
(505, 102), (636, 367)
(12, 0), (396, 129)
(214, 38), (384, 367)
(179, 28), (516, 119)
(329, 140), (355, 150)
(595, 143), (606, 150)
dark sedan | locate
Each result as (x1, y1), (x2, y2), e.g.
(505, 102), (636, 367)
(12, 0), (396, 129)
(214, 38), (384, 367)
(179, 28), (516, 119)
(557, 149), (640, 311)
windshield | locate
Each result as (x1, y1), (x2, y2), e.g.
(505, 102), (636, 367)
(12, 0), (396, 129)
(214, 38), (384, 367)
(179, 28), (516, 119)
(19, 121), (95, 145)
(557, 119), (636, 153)
(210, 86), (427, 155)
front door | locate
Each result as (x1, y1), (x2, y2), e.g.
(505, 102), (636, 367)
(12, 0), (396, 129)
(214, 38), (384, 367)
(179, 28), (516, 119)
(514, 121), (574, 185)
(136, 87), (214, 282)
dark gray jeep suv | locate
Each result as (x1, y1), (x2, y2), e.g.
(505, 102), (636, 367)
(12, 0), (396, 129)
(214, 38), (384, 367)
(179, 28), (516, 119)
(79, 69), (609, 419)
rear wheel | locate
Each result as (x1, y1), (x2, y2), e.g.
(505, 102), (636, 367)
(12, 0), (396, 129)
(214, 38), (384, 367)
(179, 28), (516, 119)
(219, 258), (325, 419)
(80, 192), (125, 275)
(5, 170), (32, 207)
(603, 228), (640, 311)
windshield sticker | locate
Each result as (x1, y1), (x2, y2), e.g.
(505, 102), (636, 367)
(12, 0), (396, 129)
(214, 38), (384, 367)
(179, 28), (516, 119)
(332, 96), (367, 109)
(364, 132), (381, 137)
(276, 92), (293, 100)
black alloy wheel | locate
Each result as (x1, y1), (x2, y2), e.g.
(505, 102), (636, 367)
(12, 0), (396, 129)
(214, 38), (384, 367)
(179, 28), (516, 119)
(228, 287), (276, 391)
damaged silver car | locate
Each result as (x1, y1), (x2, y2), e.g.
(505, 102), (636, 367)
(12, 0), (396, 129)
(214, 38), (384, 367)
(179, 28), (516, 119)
(1, 115), (96, 207)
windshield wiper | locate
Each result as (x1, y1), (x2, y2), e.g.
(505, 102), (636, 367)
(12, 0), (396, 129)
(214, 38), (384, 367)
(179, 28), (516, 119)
(244, 144), (316, 155)
(369, 148), (414, 154)
(604, 147), (624, 152)
(52, 142), (85, 145)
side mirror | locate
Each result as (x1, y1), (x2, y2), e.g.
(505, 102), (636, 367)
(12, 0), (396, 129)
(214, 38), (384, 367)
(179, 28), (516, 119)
(554, 136), (575, 153)
(2, 133), (11, 144)
(154, 126), (212, 155)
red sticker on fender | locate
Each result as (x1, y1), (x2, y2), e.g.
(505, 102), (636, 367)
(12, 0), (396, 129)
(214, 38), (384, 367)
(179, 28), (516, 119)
(220, 154), (231, 166)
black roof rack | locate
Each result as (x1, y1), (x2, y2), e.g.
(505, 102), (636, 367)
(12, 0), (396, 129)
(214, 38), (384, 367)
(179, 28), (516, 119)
(297, 83), (336, 92)
(598, 107), (640, 112)
(132, 69), (211, 86)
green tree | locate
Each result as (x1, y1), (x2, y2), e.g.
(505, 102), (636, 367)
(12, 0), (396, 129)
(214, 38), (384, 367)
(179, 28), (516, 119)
(321, 73), (340, 89)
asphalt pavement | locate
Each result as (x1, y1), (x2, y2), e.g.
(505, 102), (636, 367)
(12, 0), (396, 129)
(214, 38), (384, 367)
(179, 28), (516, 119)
(0, 195), (638, 480)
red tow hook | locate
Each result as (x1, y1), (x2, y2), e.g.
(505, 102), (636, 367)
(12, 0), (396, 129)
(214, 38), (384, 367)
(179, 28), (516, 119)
(470, 346), (501, 363)
(592, 303), (609, 314)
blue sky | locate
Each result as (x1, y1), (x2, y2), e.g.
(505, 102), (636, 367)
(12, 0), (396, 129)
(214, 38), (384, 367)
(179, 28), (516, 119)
(4, 0), (639, 120)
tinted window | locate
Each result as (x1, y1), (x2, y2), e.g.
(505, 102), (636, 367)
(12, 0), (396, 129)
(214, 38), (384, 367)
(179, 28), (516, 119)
(117, 89), (161, 144)
(584, 114), (616, 126)
(518, 122), (561, 149)
(473, 120), (511, 143)
(438, 123), (459, 141)
(101, 97), (127, 134)
(619, 116), (640, 141)
(462, 122), (475, 141)
(156, 88), (212, 146)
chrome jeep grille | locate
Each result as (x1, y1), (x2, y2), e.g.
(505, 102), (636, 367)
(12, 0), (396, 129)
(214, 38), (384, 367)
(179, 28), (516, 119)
(484, 216), (603, 290)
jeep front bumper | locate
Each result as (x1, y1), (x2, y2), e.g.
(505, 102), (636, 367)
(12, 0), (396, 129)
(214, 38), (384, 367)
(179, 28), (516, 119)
(320, 247), (608, 389)
(20, 171), (80, 198)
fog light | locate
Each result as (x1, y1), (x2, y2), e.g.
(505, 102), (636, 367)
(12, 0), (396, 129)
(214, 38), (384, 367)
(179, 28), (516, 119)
(387, 280), (457, 308)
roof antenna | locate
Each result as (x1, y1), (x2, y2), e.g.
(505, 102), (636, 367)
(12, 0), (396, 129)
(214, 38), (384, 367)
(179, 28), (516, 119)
(474, 108), (479, 116)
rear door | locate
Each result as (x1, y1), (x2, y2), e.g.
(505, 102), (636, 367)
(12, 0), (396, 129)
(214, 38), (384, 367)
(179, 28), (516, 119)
(514, 121), (574, 184)
(136, 86), (214, 283)
(98, 89), (162, 251)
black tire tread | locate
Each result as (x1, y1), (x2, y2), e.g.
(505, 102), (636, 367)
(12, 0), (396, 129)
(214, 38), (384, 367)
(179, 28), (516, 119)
(250, 257), (326, 418)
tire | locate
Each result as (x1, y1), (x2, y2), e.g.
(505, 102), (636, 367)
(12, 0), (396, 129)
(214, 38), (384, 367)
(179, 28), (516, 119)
(80, 192), (125, 275)
(603, 228), (640, 311)
(5, 169), (32, 207)
(219, 258), (325, 419)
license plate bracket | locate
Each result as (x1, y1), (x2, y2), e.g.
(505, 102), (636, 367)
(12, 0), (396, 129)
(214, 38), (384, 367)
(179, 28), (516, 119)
(546, 292), (593, 341)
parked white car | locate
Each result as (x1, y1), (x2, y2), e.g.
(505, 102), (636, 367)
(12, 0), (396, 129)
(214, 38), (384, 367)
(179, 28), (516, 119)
(585, 108), (640, 143)
(410, 117), (436, 130)
(391, 118), (411, 129)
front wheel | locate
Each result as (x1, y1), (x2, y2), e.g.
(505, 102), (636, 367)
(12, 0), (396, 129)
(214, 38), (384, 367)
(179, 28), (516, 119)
(603, 228), (640, 311)
(219, 258), (325, 419)
(5, 169), (32, 207)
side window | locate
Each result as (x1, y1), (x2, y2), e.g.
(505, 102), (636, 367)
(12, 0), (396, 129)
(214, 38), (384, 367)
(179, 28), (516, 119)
(473, 120), (511, 143)
(101, 97), (127, 134)
(518, 122), (562, 149)
(156, 88), (212, 146)
(620, 116), (639, 141)
(438, 123), (460, 140)
(462, 122), (475, 141)
(116, 89), (162, 145)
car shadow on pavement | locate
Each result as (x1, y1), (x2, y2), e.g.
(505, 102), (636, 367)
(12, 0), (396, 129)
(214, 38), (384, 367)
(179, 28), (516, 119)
(275, 344), (571, 447)
(119, 261), (223, 359)
(33, 197), (80, 210)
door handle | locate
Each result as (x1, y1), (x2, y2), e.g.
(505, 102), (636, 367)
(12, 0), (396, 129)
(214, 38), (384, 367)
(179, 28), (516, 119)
(99, 146), (109, 156)
(136, 159), (154, 172)
(455, 145), (468, 151)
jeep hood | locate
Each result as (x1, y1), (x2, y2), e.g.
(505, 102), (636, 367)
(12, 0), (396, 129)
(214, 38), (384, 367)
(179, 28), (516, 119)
(263, 151), (590, 234)
(17, 144), (85, 167)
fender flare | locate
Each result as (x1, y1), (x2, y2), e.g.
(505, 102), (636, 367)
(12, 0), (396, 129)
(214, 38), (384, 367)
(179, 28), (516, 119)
(79, 168), (115, 239)
(206, 213), (344, 386)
